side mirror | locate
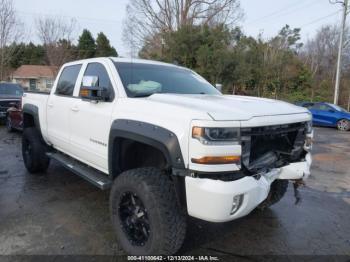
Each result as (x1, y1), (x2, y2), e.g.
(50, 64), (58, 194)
(80, 76), (109, 101)
(328, 109), (336, 113)
(215, 83), (223, 92)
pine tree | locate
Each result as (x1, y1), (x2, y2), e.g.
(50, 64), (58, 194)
(77, 29), (96, 59)
(95, 32), (118, 57)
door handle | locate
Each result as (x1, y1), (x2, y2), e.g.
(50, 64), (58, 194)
(71, 106), (79, 112)
(48, 103), (54, 108)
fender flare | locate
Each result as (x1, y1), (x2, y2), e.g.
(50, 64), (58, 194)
(22, 104), (43, 138)
(108, 119), (185, 177)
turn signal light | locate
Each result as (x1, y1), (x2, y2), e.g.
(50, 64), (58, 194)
(192, 127), (204, 138)
(191, 155), (241, 165)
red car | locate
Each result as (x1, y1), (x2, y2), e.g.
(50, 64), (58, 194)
(0, 83), (24, 132)
(6, 100), (23, 132)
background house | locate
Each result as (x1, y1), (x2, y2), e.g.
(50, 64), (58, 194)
(11, 65), (58, 92)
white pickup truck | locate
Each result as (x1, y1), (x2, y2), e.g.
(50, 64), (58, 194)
(22, 57), (313, 255)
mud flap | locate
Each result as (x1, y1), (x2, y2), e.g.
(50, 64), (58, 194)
(293, 179), (305, 205)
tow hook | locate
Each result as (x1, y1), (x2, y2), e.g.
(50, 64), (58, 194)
(293, 179), (305, 205)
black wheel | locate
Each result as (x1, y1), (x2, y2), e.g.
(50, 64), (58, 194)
(258, 180), (289, 209)
(6, 115), (14, 132)
(110, 167), (186, 255)
(337, 119), (350, 131)
(22, 127), (50, 174)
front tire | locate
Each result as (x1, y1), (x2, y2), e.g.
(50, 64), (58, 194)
(258, 180), (289, 209)
(22, 127), (50, 174)
(6, 116), (14, 132)
(110, 168), (186, 255)
(337, 119), (350, 131)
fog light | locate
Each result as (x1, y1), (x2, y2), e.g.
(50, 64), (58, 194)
(230, 194), (243, 215)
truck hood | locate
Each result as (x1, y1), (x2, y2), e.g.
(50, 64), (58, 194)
(147, 94), (309, 121)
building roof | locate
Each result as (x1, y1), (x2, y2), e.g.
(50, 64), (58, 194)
(12, 65), (59, 79)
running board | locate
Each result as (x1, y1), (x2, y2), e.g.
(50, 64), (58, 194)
(47, 152), (112, 190)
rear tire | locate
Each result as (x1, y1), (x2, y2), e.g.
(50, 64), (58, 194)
(110, 167), (186, 255)
(258, 180), (289, 209)
(6, 116), (14, 132)
(337, 119), (350, 131)
(22, 127), (50, 174)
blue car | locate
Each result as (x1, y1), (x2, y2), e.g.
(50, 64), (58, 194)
(298, 102), (350, 131)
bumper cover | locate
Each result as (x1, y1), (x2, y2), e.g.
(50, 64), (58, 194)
(185, 154), (312, 222)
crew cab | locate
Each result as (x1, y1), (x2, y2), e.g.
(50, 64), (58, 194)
(21, 57), (313, 255)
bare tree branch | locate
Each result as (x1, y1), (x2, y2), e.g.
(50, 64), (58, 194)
(36, 16), (77, 67)
(0, 0), (22, 80)
(122, 0), (243, 55)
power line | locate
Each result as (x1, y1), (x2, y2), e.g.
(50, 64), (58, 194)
(246, 0), (319, 25)
(298, 10), (342, 29)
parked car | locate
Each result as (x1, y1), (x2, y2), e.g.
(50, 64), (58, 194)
(6, 99), (23, 132)
(22, 57), (312, 255)
(0, 83), (23, 124)
(298, 102), (350, 131)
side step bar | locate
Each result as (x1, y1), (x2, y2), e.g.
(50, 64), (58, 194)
(47, 152), (112, 190)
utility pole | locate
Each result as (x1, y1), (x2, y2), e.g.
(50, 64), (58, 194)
(333, 0), (349, 105)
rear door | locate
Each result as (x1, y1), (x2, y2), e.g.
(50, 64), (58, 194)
(69, 62), (116, 173)
(47, 64), (83, 153)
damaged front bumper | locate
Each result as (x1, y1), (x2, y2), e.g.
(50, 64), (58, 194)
(185, 153), (312, 223)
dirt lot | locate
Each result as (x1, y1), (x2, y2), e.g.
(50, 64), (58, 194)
(0, 126), (349, 260)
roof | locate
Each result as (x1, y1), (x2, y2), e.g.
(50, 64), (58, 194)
(12, 65), (59, 79)
(63, 57), (180, 69)
(110, 57), (178, 67)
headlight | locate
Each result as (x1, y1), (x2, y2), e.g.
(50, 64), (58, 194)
(192, 127), (240, 145)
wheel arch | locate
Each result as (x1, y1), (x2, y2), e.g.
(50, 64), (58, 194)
(108, 119), (185, 178)
(22, 104), (44, 138)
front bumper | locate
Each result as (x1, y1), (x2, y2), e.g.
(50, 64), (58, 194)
(185, 154), (312, 223)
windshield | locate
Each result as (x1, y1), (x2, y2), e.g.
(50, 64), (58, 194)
(328, 103), (348, 113)
(114, 62), (221, 97)
(0, 83), (23, 97)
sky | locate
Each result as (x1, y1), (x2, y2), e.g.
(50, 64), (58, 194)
(12, 0), (344, 56)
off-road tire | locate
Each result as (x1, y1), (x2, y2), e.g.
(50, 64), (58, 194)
(336, 119), (350, 131)
(22, 127), (50, 174)
(110, 167), (186, 255)
(258, 180), (289, 210)
(6, 115), (14, 132)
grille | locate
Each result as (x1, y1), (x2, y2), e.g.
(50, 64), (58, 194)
(0, 100), (19, 112)
(241, 122), (307, 172)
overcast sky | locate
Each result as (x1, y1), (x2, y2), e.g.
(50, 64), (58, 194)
(13, 0), (343, 56)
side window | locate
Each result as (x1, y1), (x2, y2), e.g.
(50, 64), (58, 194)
(56, 64), (82, 96)
(312, 104), (330, 111)
(81, 63), (114, 100)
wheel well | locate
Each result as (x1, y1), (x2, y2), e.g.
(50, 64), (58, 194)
(23, 113), (35, 128)
(113, 138), (168, 176)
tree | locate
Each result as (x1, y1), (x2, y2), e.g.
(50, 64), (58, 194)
(36, 16), (77, 67)
(0, 0), (22, 80)
(77, 29), (96, 59)
(301, 24), (350, 107)
(8, 42), (45, 68)
(123, 0), (243, 55)
(95, 32), (118, 57)
(139, 23), (312, 101)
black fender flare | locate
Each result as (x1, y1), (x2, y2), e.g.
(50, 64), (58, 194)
(108, 119), (185, 177)
(22, 104), (43, 138)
